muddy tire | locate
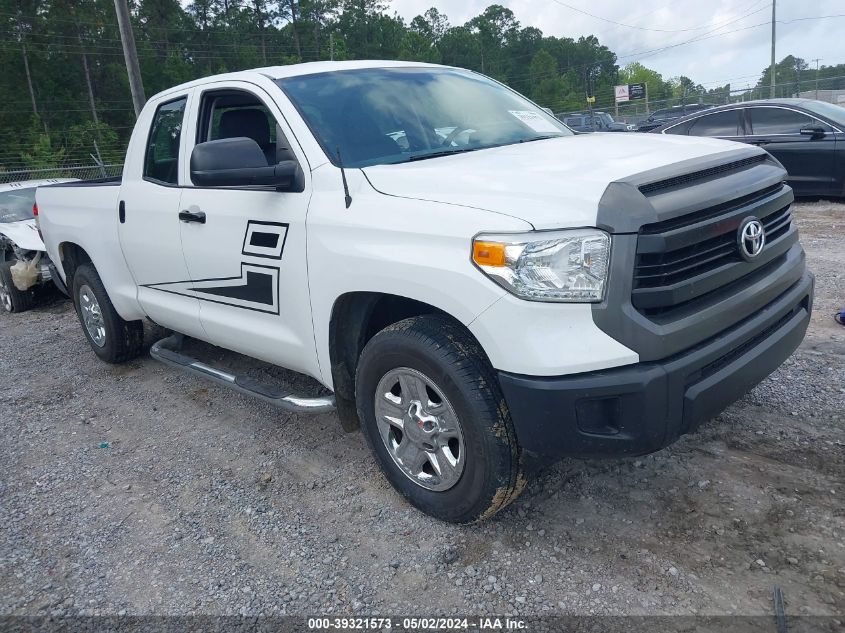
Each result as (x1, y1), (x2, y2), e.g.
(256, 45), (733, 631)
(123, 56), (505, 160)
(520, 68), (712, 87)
(72, 263), (144, 364)
(355, 315), (525, 523)
(0, 260), (35, 313)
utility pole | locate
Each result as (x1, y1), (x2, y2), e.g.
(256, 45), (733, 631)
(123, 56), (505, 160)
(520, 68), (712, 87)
(769, 0), (776, 99)
(812, 58), (821, 100)
(330, 32), (334, 61)
(114, 0), (145, 117)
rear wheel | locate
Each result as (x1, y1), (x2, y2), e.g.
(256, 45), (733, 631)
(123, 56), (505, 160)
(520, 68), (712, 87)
(72, 263), (144, 363)
(0, 260), (35, 313)
(356, 315), (525, 523)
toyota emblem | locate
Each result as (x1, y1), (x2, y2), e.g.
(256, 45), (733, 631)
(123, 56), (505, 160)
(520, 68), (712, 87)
(738, 217), (766, 261)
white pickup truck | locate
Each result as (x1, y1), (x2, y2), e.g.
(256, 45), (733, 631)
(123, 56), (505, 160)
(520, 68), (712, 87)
(37, 61), (813, 522)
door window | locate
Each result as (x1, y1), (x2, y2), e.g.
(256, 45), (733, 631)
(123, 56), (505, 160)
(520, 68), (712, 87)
(687, 110), (741, 137)
(144, 97), (187, 185)
(749, 107), (829, 135)
(197, 90), (295, 166)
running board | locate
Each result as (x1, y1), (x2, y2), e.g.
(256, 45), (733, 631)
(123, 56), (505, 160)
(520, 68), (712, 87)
(149, 334), (336, 414)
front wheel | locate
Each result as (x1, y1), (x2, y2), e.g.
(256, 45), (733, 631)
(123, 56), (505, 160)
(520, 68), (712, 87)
(356, 315), (525, 523)
(0, 260), (35, 313)
(72, 263), (144, 364)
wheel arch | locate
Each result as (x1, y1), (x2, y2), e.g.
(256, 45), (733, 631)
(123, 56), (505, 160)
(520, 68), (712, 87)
(57, 242), (92, 288)
(327, 291), (488, 432)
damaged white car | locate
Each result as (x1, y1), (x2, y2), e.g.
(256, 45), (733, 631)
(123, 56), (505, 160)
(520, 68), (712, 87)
(0, 179), (75, 312)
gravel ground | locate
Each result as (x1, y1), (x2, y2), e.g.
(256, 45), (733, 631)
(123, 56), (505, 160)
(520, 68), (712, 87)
(0, 201), (843, 620)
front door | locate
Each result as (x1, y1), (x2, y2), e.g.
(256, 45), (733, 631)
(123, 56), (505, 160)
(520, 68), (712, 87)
(118, 93), (204, 339)
(175, 82), (320, 380)
(745, 106), (836, 196)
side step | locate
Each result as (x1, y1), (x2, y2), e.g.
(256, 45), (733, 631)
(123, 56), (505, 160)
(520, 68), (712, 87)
(149, 334), (336, 414)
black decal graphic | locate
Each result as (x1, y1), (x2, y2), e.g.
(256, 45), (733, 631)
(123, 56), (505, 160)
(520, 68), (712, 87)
(143, 263), (280, 315)
(242, 220), (288, 260)
(194, 270), (274, 305)
(249, 232), (279, 249)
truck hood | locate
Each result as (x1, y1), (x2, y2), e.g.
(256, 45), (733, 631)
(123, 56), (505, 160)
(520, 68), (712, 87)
(363, 133), (751, 230)
(0, 219), (44, 251)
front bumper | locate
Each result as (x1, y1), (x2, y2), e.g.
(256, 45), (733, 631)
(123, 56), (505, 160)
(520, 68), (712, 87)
(498, 272), (813, 461)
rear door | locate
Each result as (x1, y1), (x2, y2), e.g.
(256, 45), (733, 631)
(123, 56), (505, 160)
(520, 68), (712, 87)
(745, 106), (836, 195)
(175, 80), (320, 379)
(118, 93), (205, 338)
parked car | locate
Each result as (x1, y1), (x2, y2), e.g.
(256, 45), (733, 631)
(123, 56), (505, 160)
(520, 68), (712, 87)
(37, 61), (813, 523)
(560, 111), (631, 132)
(0, 178), (76, 312)
(636, 104), (715, 132)
(651, 99), (845, 197)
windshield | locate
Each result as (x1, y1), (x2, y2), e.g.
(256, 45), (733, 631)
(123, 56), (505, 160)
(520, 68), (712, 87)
(276, 67), (571, 168)
(803, 100), (845, 127)
(0, 187), (36, 223)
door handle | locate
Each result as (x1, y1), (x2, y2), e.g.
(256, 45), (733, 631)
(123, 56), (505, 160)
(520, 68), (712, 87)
(179, 210), (206, 224)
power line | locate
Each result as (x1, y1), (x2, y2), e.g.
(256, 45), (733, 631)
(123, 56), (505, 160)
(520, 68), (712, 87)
(547, 0), (767, 33)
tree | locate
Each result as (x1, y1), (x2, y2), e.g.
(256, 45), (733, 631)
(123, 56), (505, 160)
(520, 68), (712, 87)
(528, 49), (564, 108)
(410, 8), (449, 42)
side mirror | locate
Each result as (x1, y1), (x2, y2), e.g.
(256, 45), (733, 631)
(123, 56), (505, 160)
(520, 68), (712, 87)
(190, 137), (303, 191)
(799, 126), (826, 139)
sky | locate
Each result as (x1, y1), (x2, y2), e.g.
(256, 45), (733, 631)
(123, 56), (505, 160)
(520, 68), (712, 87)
(389, 0), (845, 90)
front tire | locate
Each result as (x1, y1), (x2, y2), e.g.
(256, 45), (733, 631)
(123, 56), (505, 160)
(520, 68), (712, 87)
(356, 315), (525, 523)
(72, 263), (143, 363)
(0, 260), (35, 313)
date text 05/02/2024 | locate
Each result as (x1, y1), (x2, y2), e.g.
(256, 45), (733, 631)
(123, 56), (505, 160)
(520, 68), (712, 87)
(307, 617), (528, 630)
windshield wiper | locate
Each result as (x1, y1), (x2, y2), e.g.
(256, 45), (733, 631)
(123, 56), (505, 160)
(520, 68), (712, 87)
(405, 147), (478, 162)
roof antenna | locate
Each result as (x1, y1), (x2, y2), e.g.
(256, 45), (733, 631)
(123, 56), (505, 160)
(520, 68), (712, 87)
(336, 147), (352, 208)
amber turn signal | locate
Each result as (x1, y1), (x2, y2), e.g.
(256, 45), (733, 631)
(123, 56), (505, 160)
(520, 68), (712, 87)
(472, 241), (506, 267)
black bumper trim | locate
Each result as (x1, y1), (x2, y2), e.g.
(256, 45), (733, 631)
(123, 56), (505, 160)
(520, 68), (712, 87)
(498, 272), (813, 460)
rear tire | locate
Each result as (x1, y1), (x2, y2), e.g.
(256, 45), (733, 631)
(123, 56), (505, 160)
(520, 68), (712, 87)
(0, 260), (35, 313)
(355, 315), (525, 523)
(72, 263), (143, 363)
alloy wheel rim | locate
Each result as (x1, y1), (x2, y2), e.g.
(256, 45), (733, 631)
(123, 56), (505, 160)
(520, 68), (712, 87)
(78, 285), (107, 347)
(374, 367), (465, 492)
(0, 271), (11, 312)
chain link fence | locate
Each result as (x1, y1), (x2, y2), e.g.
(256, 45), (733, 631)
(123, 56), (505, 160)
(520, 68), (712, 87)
(0, 164), (123, 185)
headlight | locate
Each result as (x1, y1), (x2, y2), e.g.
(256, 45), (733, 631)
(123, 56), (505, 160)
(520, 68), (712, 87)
(472, 229), (610, 302)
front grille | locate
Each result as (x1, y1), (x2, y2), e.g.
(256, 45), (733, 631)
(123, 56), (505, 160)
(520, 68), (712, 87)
(631, 178), (796, 318)
(634, 202), (792, 289)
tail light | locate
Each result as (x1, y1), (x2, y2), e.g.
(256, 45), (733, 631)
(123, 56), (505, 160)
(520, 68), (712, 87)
(33, 202), (44, 240)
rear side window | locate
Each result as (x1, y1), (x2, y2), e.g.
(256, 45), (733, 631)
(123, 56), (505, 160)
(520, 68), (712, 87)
(749, 107), (825, 135)
(144, 97), (187, 185)
(688, 110), (741, 137)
